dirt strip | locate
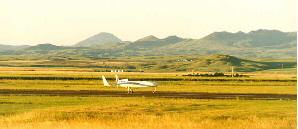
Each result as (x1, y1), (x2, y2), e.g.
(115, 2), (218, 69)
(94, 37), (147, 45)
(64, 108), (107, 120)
(0, 89), (296, 100)
(0, 76), (296, 82)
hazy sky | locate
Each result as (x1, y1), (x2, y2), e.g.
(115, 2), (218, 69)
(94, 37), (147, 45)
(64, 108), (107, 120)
(0, 0), (296, 45)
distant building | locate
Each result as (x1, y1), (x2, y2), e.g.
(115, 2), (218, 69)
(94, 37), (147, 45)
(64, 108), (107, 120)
(111, 69), (124, 72)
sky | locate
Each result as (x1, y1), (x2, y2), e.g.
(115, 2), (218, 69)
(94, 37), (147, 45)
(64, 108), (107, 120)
(0, 0), (296, 46)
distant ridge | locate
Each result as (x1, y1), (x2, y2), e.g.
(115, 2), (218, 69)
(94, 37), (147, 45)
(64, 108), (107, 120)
(162, 35), (184, 43)
(0, 29), (296, 59)
(136, 35), (159, 42)
(75, 32), (122, 47)
(201, 29), (296, 47)
(126, 35), (185, 49)
(160, 54), (297, 72)
(28, 43), (62, 50)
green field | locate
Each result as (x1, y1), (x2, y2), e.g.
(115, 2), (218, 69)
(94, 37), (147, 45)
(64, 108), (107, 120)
(0, 67), (296, 129)
(0, 54), (296, 72)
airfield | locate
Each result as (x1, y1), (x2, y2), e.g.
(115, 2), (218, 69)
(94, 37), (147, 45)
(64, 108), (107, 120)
(0, 67), (296, 129)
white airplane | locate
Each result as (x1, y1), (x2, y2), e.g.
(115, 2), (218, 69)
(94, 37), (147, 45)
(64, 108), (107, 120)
(102, 75), (157, 94)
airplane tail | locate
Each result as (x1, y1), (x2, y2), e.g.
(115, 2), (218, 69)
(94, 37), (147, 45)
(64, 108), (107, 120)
(102, 75), (110, 86)
(115, 75), (119, 84)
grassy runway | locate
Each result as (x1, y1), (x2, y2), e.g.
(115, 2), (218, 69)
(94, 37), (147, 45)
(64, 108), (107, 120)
(0, 89), (296, 100)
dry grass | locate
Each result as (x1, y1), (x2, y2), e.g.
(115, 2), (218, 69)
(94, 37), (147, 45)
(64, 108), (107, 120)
(0, 78), (295, 94)
(0, 95), (296, 129)
(0, 111), (295, 129)
(0, 68), (296, 129)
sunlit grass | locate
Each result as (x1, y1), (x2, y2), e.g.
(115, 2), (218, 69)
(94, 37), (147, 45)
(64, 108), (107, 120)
(0, 96), (296, 129)
(0, 79), (296, 94)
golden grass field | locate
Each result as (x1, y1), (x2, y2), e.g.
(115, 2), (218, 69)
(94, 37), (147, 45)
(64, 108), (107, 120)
(0, 96), (296, 129)
(0, 67), (296, 129)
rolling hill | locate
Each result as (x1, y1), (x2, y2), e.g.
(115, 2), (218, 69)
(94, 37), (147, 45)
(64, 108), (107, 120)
(135, 54), (296, 72)
(27, 43), (62, 50)
(0, 44), (30, 54)
(200, 29), (296, 47)
(135, 35), (159, 42)
(155, 29), (297, 58)
(0, 53), (295, 72)
(125, 35), (185, 50)
(0, 29), (296, 59)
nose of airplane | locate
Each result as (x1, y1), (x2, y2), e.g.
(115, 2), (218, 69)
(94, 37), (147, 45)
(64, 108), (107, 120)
(152, 82), (157, 86)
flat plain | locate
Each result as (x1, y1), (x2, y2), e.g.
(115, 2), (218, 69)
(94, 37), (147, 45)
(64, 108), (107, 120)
(0, 67), (296, 129)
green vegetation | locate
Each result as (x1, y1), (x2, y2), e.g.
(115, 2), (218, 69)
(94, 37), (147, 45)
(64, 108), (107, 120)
(0, 59), (296, 129)
(183, 72), (249, 77)
(0, 54), (296, 72)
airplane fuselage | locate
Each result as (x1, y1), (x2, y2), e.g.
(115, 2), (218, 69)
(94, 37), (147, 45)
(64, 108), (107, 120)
(117, 80), (157, 88)
(102, 75), (157, 93)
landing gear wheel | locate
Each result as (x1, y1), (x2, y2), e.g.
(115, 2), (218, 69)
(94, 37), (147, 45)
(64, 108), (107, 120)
(127, 88), (134, 94)
(152, 87), (157, 94)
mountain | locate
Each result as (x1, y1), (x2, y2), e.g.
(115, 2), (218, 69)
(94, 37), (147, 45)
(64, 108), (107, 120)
(125, 35), (185, 50)
(201, 29), (296, 47)
(136, 35), (159, 42)
(14, 43), (68, 56)
(157, 29), (296, 58)
(162, 35), (185, 43)
(75, 32), (122, 47)
(0, 29), (296, 59)
(0, 44), (30, 51)
(0, 44), (31, 55)
(28, 43), (62, 50)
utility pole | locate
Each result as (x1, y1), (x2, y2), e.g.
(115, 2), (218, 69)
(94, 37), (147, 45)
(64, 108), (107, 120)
(281, 64), (284, 69)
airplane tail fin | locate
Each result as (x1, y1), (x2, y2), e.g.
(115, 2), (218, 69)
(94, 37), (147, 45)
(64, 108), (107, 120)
(102, 75), (110, 86)
(115, 75), (119, 84)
